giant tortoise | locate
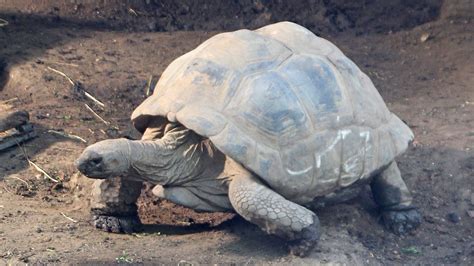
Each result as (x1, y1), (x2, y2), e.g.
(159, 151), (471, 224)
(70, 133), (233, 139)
(76, 22), (421, 256)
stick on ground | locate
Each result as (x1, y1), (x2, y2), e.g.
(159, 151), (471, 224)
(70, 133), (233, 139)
(47, 66), (75, 86)
(0, 18), (9, 27)
(28, 160), (59, 183)
(145, 75), (153, 96)
(48, 130), (87, 143)
(47, 66), (105, 108)
(83, 91), (105, 108)
(60, 212), (78, 223)
(7, 175), (30, 188)
(85, 104), (110, 125)
(0, 97), (19, 105)
(16, 142), (59, 183)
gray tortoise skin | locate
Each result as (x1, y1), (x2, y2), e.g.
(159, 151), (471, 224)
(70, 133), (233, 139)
(76, 22), (421, 256)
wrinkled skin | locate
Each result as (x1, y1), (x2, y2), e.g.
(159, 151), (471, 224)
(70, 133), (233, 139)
(76, 122), (421, 257)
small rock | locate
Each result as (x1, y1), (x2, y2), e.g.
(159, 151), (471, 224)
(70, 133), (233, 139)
(42, 74), (54, 82)
(424, 214), (436, 224)
(467, 210), (474, 218)
(36, 113), (50, 119)
(420, 33), (431, 43)
(447, 212), (461, 223)
(147, 21), (157, 32)
(36, 227), (43, 233)
(435, 225), (448, 234)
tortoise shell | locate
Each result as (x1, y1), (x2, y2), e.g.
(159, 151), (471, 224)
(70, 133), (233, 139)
(132, 22), (413, 203)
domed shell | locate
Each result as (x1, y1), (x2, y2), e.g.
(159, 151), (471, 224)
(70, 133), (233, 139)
(132, 22), (413, 203)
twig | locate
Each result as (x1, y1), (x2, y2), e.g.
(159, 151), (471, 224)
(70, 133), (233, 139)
(16, 141), (29, 158)
(244, 257), (253, 266)
(28, 160), (59, 183)
(0, 97), (19, 104)
(48, 130), (87, 143)
(15, 142), (59, 183)
(60, 212), (78, 223)
(85, 104), (110, 125)
(47, 66), (75, 86)
(0, 18), (9, 27)
(7, 175), (30, 188)
(128, 8), (139, 16)
(145, 75), (153, 96)
(2, 185), (13, 194)
(83, 91), (105, 108)
(47, 66), (105, 108)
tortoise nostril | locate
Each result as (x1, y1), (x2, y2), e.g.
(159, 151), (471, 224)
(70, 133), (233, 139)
(76, 151), (107, 177)
(90, 157), (103, 167)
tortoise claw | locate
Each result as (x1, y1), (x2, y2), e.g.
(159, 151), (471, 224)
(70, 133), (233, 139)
(382, 208), (421, 235)
(92, 214), (141, 234)
(289, 214), (321, 257)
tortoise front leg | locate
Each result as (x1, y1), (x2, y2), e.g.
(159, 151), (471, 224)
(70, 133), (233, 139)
(91, 178), (142, 233)
(228, 171), (321, 257)
(371, 161), (421, 234)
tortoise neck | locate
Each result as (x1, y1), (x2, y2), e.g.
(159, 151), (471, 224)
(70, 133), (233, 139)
(127, 128), (221, 186)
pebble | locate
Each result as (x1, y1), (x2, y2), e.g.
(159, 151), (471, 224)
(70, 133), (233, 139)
(147, 21), (157, 32)
(447, 212), (461, 223)
(36, 227), (43, 233)
(436, 225), (448, 234)
(424, 214), (436, 224)
(467, 210), (474, 218)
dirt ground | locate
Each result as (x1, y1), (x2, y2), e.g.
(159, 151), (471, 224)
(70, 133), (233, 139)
(0, 1), (473, 265)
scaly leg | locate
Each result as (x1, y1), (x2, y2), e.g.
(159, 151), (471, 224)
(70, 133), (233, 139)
(91, 177), (142, 233)
(228, 168), (321, 257)
(371, 161), (421, 234)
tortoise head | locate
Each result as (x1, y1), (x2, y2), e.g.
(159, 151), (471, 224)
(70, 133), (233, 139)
(75, 118), (170, 179)
(75, 138), (132, 179)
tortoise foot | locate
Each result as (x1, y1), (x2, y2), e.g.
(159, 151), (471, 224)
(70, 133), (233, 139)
(289, 215), (321, 257)
(382, 208), (421, 235)
(92, 214), (141, 233)
(289, 238), (318, 257)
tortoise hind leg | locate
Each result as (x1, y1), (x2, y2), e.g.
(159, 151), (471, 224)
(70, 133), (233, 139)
(228, 171), (321, 257)
(370, 161), (421, 234)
